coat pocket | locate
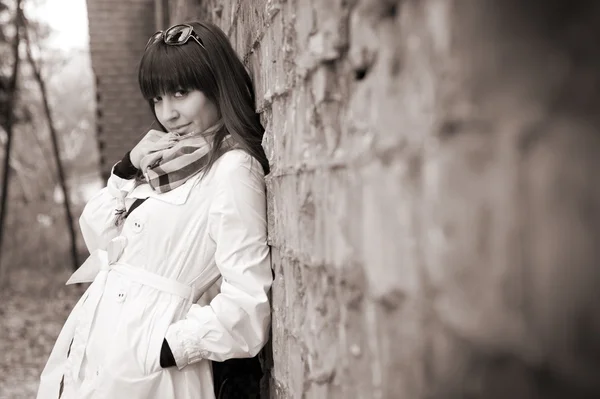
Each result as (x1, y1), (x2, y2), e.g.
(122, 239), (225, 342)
(142, 299), (185, 375)
(143, 311), (173, 374)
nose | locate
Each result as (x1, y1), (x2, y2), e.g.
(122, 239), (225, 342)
(156, 98), (179, 123)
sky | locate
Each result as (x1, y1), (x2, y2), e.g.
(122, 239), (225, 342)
(25, 0), (90, 50)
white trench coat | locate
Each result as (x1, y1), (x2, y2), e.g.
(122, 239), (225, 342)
(37, 150), (273, 399)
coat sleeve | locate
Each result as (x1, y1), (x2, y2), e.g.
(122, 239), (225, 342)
(164, 153), (273, 367)
(79, 163), (137, 253)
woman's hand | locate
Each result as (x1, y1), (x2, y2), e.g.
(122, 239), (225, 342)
(129, 129), (172, 169)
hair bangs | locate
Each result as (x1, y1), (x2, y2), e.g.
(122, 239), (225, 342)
(138, 43), (212, 100)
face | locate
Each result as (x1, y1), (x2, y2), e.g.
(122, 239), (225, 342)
(152, 89), (219, 135)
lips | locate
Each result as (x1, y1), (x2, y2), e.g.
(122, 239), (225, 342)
(171, 123), (191, 134)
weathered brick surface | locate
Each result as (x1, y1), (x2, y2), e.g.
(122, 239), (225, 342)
(90, 0), (600, 397)
(86, 0), (156, 178)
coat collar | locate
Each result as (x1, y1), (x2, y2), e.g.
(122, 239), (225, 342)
(128, 173), (201, 205)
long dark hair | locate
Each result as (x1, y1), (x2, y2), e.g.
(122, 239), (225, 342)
(138, 21), (269, 175)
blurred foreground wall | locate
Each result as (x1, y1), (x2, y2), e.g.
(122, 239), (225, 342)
(91, 0), (600, 398)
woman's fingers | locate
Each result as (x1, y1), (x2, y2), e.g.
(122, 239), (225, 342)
(151, 137), (176, 151)
(139, 139), (175, 158)
(131, 130), (175, 167)
(144, 129), (169, 143)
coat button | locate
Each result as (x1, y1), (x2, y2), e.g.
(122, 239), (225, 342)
(131, 217), (144, 233)
(116, 289), (127, 303)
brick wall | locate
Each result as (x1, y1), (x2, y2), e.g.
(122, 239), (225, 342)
(91, 0), (600, 397)
(86, 0), (157, 179)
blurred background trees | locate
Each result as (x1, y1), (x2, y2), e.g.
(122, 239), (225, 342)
(0, 0), (100, 292)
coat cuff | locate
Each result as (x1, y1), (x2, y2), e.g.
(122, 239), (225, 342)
(164, 327), (190, 370)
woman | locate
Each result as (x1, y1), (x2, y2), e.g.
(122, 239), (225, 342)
(37, 21), (272, 399)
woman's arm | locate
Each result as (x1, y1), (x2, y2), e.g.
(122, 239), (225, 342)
(164, 152), (273, 368)
(79, 152), (138, 253)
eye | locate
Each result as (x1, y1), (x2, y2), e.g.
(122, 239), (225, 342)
(174, 89), (188, 98)
(151, 96), (162, 104)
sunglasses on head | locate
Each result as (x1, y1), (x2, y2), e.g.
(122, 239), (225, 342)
(145, 24), (206, 51)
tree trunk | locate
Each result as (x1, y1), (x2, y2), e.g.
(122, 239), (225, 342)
(23, 18), (79, 271)
(0, 0), (23, 281)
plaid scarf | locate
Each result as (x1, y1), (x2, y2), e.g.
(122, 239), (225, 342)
(140, 121), (234, 193)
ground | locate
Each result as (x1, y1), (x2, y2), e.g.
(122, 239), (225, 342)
(0, 265), (85, 399)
